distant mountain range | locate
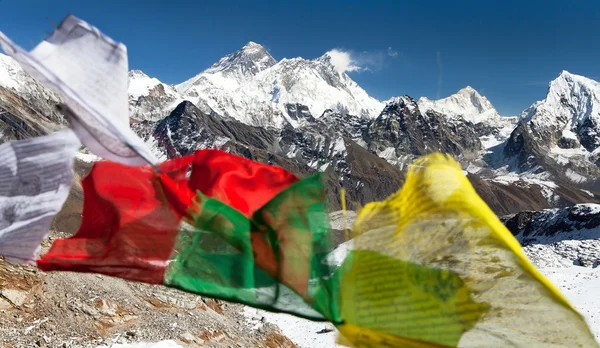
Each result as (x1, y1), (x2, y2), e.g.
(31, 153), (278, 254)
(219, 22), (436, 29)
(128, 41), (382, 127)
(2, 41), (600, 216)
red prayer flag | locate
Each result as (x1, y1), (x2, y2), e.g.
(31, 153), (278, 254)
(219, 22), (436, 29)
(36, 159), (189, 283)
(37, 149), (300, 284)
(188, 150), (298, 217)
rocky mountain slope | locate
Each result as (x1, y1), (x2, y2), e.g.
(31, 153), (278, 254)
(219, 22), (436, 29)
(128, 70), (182, 123)
(133, 100), (404, 211)
(502, 204), (600, 268)
(499, 71), (600, 187)
(8, 44), (600, 203)
(5, 39), (600, 215)
(132, 94), (599, 215)
(367, 96), (483, 166)
(418, 86), (518, 149)
(0, 87), (65, 144)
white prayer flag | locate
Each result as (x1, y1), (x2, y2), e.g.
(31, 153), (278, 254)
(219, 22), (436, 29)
(0, 15), (157, 166)
(0, 129), (80, 264)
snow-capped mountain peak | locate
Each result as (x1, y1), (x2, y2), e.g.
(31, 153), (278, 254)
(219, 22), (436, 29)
(457, 86), (495, 111)
(417, 86), (499, 124)
(127, 70), (176, 99)
(0, 52), (23, 90)
(548, 70), (600, 110)
(240, 41), (268, 55)
(523, 70), (600, 128)
(0, 52), (60, 105)
(414, 87), (518, 150)
(127, 69), (182, 121)
(170, 42), (384, 128)
(510, 70), (600, 171)
(501, 70), (600, 185)
(313, 52), (343, 73)
(176, 41), (277, 96)
(203, 41), (276, 76)
(128, 69), (148, 79)
(252, 54), (384, 120)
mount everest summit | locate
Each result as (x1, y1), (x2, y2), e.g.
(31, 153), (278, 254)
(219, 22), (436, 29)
(129, 42), (382, 127)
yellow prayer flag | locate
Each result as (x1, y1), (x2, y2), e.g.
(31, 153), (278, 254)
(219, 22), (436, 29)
(337, 153), (597, 347)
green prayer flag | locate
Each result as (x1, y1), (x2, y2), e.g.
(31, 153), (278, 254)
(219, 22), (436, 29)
(165, 174), (342, 322)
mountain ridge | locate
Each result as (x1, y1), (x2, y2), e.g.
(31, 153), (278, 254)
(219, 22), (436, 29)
(4, 43), (600, 214)
(500, 70), (600, 186)
(125, 41), (524, 133)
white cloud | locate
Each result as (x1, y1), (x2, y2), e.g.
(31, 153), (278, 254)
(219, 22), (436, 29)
(387, 47), (398, 57)
(324, 48), (389, 74)
(324, 49), (363, 73)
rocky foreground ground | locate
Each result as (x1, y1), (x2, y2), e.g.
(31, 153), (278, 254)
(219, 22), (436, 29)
(0, 232), (298, 348)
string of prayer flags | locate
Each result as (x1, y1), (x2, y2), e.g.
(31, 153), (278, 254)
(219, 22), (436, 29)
(37, 148), (339, 323)
(0, 15), (157, 166)
(37, 149), (599, 347)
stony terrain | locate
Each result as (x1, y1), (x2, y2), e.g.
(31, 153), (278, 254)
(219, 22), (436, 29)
(502, 204), (600, 268)
(0, 231), (299, 348)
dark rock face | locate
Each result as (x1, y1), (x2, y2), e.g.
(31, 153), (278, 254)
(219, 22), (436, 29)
(501, 211), (537, 236)
(557, 136), (578, 149)
(0, 88), (65, 143)
(316, 110), (369, 140)
(133, 100), (600, 215)
(135, 100), (404, 210)
(438, 113), (482, 158)
(578, 117), (600, 153)
(472, 122), (500, 138)
(150, 101), (278, 158)
(502, 122), (543, 173)
(501, 204), (600, 244)
(502, 120), (600, 188)
(329, 140), (404, 211)
(284, 103), (315, 122)
(367, 98), (427, 155)
(366, 97), (482, 160)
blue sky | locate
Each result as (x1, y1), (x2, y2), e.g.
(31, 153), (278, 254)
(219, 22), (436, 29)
(1, 0), (599, 116)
